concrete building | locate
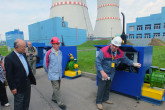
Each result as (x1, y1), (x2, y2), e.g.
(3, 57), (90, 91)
(94, 0), (122, 38)
(5, 29), (24, 48)
(50, 0), (93, 39)
(127, 7), (165, 39)
(28, 17), (86, 46)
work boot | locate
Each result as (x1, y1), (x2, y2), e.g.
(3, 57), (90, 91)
(52, 99), (57, 103)
(59, 104), (67, 110)
(96, 104), (103, 110)
(104, 100), (113, 104)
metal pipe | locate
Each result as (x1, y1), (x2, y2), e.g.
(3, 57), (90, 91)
(121, 12), (127, 44)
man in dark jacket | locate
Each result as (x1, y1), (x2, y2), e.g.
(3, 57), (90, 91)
(5, 39), (36, 110)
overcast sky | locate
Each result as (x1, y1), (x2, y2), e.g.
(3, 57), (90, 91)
(0, 0), (165, 40)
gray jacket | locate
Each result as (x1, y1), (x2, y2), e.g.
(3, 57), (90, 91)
(25, 46), (38, 61)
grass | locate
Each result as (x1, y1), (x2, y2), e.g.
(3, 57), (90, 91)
(0, 46), (13, 56)
(152, 46), (165, 68)
(77, 49), (97, 74)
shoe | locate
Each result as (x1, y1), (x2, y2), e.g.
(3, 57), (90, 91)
(52, 99), (57, 103)
(104, 100), (113, 104)
(96, 104), (103, 110)
(59, 104), (67, 110)
(3, 103), (10, 107)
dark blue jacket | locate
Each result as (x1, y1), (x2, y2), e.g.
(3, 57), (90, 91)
(5, 51), (36, 92)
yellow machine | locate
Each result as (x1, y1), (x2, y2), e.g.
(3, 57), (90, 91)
(142, 83), (164, 101)
(64, 54), (81, 78)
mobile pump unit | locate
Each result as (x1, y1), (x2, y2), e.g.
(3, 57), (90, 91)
(95, 45), (165, 105)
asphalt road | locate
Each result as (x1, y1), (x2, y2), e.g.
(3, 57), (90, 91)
(0, 68), (165, 110)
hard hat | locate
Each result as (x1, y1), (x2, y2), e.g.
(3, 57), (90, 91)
(111, 36), (122, 46)
(50, 37), (61, 44)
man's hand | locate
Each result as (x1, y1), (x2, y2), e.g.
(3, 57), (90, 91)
(12, 89), (17, 95)
(133, 63), (141, 68)
(100, 70), (110, 80)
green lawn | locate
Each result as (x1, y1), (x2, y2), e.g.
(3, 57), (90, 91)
(0, 46), (13, 56)
(77, 49), (97, 74)
(152, 46), (165, 68)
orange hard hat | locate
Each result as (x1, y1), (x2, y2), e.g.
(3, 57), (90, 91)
(50, 37), (61, 44)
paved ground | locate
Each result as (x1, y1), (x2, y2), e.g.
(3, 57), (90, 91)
(0, 68), (165, 110)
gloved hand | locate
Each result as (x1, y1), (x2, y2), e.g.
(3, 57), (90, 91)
(133, 63), (141, 68)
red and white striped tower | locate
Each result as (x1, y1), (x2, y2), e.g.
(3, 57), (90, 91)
(94, 0), (122, 38)
(50, 0), (93, 38)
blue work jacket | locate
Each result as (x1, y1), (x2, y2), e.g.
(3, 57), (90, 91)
(95, 45), (133, 81)
(43, 48), (62, 81)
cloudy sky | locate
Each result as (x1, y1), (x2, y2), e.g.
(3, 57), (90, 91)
(0, 0), (165, 40)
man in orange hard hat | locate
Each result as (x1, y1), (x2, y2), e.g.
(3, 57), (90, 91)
(43, 37), (66, 110)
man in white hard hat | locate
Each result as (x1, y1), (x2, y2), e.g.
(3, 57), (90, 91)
(95, 36), (141, 110)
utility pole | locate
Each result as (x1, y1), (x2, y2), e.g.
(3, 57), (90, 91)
(111, 27), (112, 37)
(0, 34), (2, 46)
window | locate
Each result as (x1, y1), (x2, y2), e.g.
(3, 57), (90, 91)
(129, 34), (134, 39)
(136, 34), (142, 39)
(144, 33), (150, 38)
(137, 25), (143, 31)
(153, 33), (160, 38)
(145, 24), (151, 30)
(129, 26), (135, 31)
(154, 24), (161, 29)
(163, 32), (165, 36)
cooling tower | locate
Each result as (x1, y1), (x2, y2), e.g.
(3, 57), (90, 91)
(94, 0), (122, 38)
(50, 0), (93, 38)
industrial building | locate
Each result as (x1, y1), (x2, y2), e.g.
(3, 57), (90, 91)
(50, 0), (93, 39)
(5, 29), (24, 48)
(28, 17), (86, 46)
(127, 7), (165, 39)
(94, 0), (122, 38)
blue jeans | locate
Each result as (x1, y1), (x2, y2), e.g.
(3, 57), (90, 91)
(96, 78), (111, 104)
(14, 79), (31, 110)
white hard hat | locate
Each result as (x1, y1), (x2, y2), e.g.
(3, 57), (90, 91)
(111, 36), (122, 46)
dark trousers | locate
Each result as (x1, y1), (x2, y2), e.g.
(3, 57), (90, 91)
(14, 79), (31, 110)
(0, 81), (9, 105)
(96, 78), (111, 104)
